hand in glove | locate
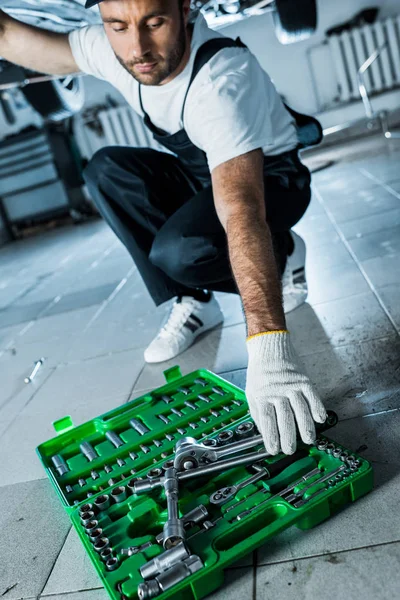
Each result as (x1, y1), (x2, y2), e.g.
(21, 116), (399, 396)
(246, 330), (327, 455)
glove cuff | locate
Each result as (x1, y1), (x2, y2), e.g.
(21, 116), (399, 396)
(246, 331), (294, 364)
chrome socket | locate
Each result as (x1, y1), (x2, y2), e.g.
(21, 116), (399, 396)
(139, 554), (203, 598)
(194, 378), (207, 387)
(94, 537), (110, 553)
(79, 503), (95, 515)
(140, 542), (189, 580)
(162, 460), (175, 471)
(100, 547), (114, 563)
(216, 430), (234, 445)
(80, 442), (97, 462)
(201, 438), (217, 447)
(106, 431), (124, 448)
(148, 468), (163, 479)
(85, 520), (99, 534)
(105, 556), (120, 571)
(111, 485), (127, 504)
(325, 442), (336, 454)
(234, 422), (255, 439)
(80, 511), (96, 526)
(89, 527), (103, 543)
(130, 418), (150, 436)
(94, 494), (110, 511)
(51, 454), (69, 477)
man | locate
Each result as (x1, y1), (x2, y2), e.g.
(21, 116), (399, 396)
(0, 0), (327, 455)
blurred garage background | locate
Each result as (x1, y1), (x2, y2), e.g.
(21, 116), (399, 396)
(0, 0), (399, 242)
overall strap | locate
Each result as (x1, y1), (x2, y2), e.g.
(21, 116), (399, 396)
(180, 36), (247, 121)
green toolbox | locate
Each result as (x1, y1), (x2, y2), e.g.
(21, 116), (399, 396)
(37, 367), (374, 600)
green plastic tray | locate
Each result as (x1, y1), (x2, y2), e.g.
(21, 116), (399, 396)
(37, 367), (374, 600)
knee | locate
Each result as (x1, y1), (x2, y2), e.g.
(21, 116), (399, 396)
(150, 232), (219, 286)
(83, 147), (119, 186)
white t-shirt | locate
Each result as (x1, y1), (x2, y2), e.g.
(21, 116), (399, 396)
(69, 12), (298, 172)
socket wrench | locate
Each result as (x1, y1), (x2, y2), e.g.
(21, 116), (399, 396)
(173, 434), (265, 471)
(136, 449), (308, 495)
(162, 467), (185, 550)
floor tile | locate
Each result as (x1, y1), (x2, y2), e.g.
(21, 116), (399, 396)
(322, 190), (400, 224)
(64, 310), (166, 363)
(0, 414), (66, 485)
(0, 367), (55, 424)
(287, 293), (395, 356)
(361, 254), (400, 288)
(20, 346), (145, 421)
(299, 336), (400, 418)
(215, 292), (245, 328)
(338, 207), (400, 240)
(207, 568), (253, 599)
(133, 323), (247, 392)
(256, 409), (400, 565)
(376, 285), (400, 331)
(306, 259), (370, 305)
(0, 334), (77, 370)
(15, 307), (100, 344)
(0, 479), (70, 600)
(315, 179), (383, 205)
(305, 238), (354, 271)
(293, 214), (340, 250)
(41, 590), (107, 600)
(42, 528), (102, 596)
(256, 542), (400, 600)
(43, 283), (119, 316)
(0, 301), (49, 328)
(348, 226), (400, 261)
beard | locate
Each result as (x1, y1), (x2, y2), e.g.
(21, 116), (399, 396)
(114, 16), (187, 85)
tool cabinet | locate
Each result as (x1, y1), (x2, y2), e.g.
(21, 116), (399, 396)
(37, 366), (374, 600)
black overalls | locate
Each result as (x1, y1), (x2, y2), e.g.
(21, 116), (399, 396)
(83, 37), (316, 306)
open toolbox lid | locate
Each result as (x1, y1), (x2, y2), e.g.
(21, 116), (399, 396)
(36, 367), (374, 600)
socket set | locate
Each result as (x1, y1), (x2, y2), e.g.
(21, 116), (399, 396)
(37, 366), (373, 600)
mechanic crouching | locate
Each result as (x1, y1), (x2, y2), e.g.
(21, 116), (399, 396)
(0, 0), (327, 456)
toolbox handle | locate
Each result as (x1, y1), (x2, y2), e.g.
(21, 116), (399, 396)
(163, 365), (183, 383)
(52, 415), (75, 435)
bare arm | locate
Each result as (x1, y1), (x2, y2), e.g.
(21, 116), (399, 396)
(211, 148), (286, 336)
(0, 9), (79, 75)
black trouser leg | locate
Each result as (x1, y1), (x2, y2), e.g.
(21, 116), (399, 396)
(84, 146), (311, 303)
(83, 146), (206, 306)
(150, 151), (311, 292)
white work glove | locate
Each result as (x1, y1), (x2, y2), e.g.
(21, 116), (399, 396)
(246, 331), (327, 455)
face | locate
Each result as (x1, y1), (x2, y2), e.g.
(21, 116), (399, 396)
(100, 0), (191, 86)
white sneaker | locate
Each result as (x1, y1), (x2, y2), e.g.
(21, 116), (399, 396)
(144, 294), (224, 363)
(282, 231), (308, 313)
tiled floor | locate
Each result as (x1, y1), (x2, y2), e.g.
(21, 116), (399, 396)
(1, 132), (399, 600)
